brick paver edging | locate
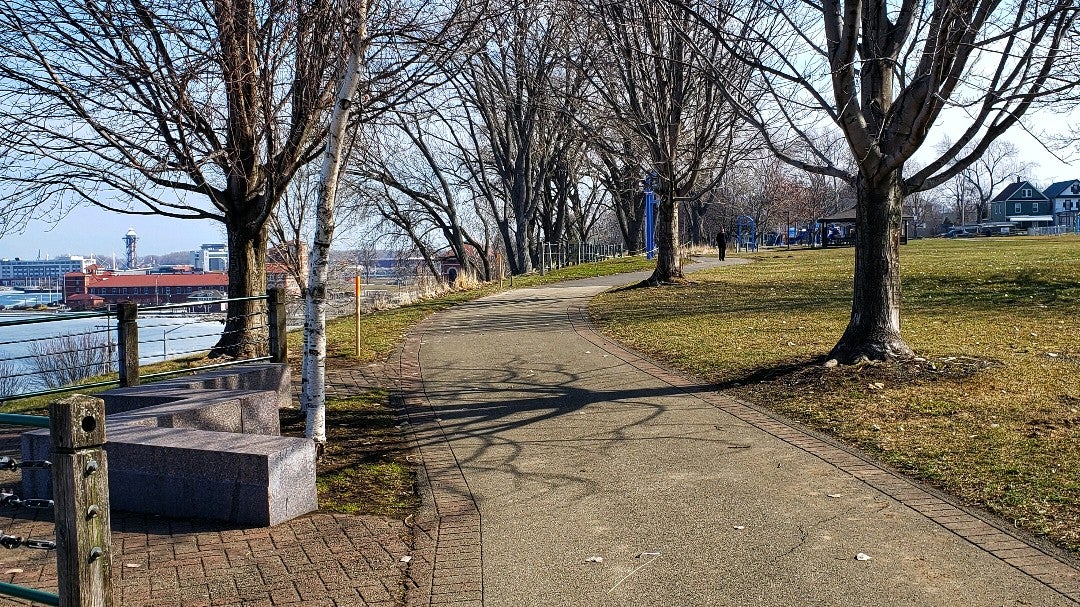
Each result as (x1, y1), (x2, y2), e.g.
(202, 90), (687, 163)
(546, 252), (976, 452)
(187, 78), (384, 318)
(393, 318), (484, 607)
(567, 303), (1080, 603)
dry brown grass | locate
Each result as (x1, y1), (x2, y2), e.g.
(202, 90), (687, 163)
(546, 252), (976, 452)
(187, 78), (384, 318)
(591, 236), (1080, 552)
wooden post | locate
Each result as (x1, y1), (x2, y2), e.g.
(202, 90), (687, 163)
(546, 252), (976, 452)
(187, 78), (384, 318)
(267, 288), (288, 363)
(50, 395), (113, 607)
(116, 302), (138, 387)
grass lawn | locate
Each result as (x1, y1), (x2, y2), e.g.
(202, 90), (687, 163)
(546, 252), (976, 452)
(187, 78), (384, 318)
(590, 236), (1080, 552)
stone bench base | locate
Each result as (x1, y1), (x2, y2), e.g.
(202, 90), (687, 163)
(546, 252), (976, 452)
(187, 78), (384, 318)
(22, 363), (317, 527)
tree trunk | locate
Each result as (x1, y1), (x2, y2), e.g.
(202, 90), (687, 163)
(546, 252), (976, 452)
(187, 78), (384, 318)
(686, 199), (708, 245)
(617, 191), (645, 252)
(211, 217), (269, 359)
(302, 10), (368, 448)
(828, 171), (914, 363)
(647, 171), (683, 284)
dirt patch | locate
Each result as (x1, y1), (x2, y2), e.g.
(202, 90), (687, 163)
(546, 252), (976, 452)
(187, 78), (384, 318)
(281, 355), (419, 518)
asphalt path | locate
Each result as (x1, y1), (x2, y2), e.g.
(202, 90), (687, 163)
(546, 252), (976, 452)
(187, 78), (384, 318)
(413, 258), (1077, 606)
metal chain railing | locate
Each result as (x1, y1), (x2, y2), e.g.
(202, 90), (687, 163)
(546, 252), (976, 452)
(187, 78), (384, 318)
(0, 397), (113, 605)
(0, 291), (287, 402)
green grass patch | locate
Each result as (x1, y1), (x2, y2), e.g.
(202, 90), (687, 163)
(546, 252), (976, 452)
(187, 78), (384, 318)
(591, 236), (1080, 552)
(281, 389), (421, 517)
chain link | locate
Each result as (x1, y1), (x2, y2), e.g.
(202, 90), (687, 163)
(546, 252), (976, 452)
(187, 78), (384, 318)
(0, 534), (55, 551)
(0, 457), (52, 470)
(0, 492), (54, 510)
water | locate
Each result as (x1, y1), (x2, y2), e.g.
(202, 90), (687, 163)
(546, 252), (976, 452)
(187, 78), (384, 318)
(0, 310), (226, 394)
(0, 290), (62, 309)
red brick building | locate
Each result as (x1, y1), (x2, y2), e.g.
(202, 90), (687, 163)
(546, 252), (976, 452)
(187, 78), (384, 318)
(64, 270), (228, 309)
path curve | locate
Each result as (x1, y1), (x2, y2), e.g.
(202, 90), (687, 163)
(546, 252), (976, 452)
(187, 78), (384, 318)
(395, 260), (1080, 606)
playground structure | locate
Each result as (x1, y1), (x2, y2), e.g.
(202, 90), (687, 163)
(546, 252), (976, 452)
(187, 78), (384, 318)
(735, 215), (757, 252)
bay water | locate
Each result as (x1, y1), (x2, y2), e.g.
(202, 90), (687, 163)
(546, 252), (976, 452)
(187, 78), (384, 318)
(0, 292), (226, 393)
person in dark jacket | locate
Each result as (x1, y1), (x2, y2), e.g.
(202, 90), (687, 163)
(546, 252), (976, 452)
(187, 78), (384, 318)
(715, 227), (727, 261)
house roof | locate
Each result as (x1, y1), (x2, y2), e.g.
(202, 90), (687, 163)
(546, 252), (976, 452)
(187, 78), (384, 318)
(821, 206), (857, 221)
(991, 180), (1048, 202)
(68, 293), (104, 301)
(819, 206), (914, 222)
(1043, 180), (1080, 198)
(88, 273), (228, 288)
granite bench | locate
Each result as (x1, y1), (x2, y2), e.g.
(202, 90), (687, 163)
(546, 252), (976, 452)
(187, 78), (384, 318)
(22, 363), (317, 527)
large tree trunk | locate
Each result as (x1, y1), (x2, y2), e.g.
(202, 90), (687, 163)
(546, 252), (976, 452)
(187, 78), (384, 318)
(686, 199), (708, 245)
(211, 215), (269, 358)
(646, 170), (683, 284)
(828, 171), (914, 363)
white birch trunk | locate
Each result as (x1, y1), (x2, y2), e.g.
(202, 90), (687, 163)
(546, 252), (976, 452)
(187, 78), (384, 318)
(302, 8), (369, 447)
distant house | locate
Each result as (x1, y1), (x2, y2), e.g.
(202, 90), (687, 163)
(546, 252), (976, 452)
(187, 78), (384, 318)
(67, 292), (105, 311)
(989, 180), (1053, 229)
(1042, 180), (1080, 229)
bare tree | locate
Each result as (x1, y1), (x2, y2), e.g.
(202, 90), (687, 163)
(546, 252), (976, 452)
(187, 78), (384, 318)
(448, 0), (595, 274)
(590, 0), (752, 284)
(28, 332), (114, 389)
(300, 0), (480, 446)
(0, 361), (27, 399)
(938, 139), (1034, 224)
(0, 0), (349, 357)
(683, 0), (1078, 362)
(349, 109), (494, 281)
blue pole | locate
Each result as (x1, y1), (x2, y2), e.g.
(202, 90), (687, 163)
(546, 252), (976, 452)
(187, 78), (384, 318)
(644, 172), (656, 260)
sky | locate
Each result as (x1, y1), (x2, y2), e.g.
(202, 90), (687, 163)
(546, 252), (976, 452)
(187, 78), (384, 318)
(0, 207), (226, 261)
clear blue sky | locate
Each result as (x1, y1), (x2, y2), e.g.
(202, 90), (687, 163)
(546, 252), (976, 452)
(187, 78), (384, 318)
(0, 206), (225, 260)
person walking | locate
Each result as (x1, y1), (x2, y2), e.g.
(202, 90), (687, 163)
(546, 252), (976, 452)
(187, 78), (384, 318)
(715, 227), (727, 261)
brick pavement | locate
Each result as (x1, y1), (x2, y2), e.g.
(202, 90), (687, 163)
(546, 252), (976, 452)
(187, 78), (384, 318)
(0, 360), (419, 607)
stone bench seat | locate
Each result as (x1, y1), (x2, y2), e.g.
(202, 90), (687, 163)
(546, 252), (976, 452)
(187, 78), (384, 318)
(22, 363), (317, 527)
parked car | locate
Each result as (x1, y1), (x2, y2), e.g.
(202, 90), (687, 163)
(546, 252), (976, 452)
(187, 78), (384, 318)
(945, 227), (977, 238)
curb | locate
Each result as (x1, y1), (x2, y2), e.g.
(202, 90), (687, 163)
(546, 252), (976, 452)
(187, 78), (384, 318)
(394, 318), (483, 607)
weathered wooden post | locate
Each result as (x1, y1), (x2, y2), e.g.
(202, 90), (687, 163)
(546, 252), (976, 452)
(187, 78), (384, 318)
(50, 395), (113, 607)
(267, 288), (288, 363)
(116, 302), (139, 387)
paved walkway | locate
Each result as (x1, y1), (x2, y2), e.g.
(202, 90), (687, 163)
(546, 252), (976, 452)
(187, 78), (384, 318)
(396, 260), (1080, 606)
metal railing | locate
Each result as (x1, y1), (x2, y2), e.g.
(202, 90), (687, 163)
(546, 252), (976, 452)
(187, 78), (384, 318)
(0, 290), (287, 403)
(539, 242), (624, 273)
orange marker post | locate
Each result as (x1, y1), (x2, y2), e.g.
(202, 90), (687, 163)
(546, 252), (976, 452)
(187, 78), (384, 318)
(355, 275), (361, 357)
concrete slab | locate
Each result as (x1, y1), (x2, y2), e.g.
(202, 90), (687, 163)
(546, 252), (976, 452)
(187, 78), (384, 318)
(21, 363), (317, 526)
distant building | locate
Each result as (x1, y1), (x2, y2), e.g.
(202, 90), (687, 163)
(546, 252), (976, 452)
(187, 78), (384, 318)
(123, 227), (139, 269)
(192, 244), (228, 272)
(0, 255), (95, 288)
(64, 268), (228, 309)
(1042, 180), (1080, 229)
(266, 241), (306, 296)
